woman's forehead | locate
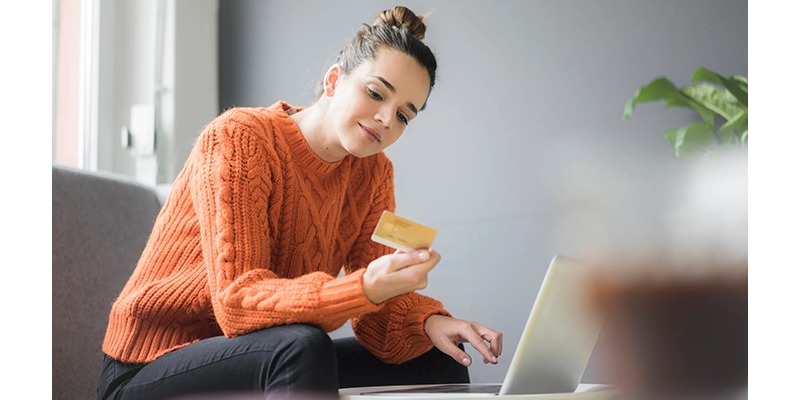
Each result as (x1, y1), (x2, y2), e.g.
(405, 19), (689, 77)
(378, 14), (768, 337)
(356, 49), (430, 104)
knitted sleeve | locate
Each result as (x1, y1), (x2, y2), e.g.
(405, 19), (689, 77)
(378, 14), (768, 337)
(190, 114), (381, 337)
(345, 159), (453, 365)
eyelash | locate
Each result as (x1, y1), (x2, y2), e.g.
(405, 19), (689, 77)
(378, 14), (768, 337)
(367, 88), (409, 125)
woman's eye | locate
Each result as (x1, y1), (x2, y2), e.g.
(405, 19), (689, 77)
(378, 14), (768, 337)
(367, 88), (382, 100)
(368, 87), (407, 125)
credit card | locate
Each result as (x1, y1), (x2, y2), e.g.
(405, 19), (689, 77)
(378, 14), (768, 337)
(371, 211), (437, 252)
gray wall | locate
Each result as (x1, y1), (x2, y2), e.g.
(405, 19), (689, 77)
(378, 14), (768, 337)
(218, 0), (747, 384)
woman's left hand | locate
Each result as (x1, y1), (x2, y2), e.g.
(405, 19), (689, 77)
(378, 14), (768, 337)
(424, 314), (503, 367)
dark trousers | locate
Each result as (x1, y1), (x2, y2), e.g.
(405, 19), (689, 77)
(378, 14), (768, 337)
(98, 324), (470, 400)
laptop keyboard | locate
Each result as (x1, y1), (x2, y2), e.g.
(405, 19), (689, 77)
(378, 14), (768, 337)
(372, 384), (502, 395)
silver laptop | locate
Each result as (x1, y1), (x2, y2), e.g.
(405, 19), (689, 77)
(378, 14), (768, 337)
(360, 255), (606, 397)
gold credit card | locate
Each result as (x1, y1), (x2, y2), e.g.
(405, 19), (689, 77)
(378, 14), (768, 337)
(371, 211), (437, 252)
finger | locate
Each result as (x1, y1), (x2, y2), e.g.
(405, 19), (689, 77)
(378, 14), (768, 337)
(415, 249), (440, 273)
(388, 249), (432, 271)
(391, 249), (438, 272)
(474, 323), (503, 357)
(437, 337), (473, 367)
(462, 325), (497, 364)
(478, 327), (503, 357)
(396, 251), (440, 283)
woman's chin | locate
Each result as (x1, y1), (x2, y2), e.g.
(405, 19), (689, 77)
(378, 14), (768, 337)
(347, 149), (375, 158)
(343, 142), (379, 158)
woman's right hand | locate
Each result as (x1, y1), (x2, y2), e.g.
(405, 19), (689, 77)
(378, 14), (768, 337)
(361, 249), (441, 304)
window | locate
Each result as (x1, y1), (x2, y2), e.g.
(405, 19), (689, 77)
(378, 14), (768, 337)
(54, 0), (99, 171)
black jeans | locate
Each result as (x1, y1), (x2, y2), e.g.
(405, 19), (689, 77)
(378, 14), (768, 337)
(98, 324), (470, 400)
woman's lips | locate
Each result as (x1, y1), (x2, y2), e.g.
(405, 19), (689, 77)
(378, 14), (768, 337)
(359, 123), (381, 143)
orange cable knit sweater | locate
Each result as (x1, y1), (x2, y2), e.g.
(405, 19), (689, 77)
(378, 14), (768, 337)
(102, 101), (451, 365)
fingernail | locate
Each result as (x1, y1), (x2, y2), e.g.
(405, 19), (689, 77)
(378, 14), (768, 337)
(492, 356), (498, 363)
(419, 251), (430, 261)
(462, 357), (471, 367)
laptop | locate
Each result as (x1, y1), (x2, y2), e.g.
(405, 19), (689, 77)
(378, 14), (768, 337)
(342, 255), (609, 397)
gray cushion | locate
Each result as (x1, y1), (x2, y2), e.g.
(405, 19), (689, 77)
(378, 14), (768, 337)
(52, 165), (163, 400)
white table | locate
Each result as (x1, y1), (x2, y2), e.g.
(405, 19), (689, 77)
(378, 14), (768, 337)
(339, 383), (618, 400)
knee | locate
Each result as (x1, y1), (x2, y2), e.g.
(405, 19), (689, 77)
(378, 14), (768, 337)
(282, 324), (338, 384)
(274, 324), (336, 368)
(286, 324), (334, 355)
(246, 324), (338, 394)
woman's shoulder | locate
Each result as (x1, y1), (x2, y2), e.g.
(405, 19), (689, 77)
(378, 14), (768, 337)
(205, 106), (274, 135)
(198, 103), (298, 151)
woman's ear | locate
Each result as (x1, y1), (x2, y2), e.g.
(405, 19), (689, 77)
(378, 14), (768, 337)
(324, 64), (343, 97)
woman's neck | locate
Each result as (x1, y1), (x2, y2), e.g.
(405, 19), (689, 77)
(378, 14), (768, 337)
(290, 102), (349, 163)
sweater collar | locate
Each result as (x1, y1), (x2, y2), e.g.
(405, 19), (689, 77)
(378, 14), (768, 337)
(269, 101), (348, 176)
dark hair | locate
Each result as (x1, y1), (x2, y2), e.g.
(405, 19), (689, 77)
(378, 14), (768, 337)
(316, 6), (437, 111)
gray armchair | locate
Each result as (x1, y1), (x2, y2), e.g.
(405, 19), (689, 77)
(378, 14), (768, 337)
(52, 164), (163, 400)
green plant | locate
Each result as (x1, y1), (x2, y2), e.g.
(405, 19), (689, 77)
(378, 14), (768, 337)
(622, 67), (748, 158)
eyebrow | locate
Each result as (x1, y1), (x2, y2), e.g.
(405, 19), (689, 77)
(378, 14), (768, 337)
(370, 75), (419, 116)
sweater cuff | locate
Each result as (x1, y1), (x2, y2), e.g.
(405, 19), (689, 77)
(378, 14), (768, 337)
(318, 268), (383, 323)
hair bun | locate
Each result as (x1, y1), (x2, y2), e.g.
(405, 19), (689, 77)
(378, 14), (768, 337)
(372, 6), (430, 40)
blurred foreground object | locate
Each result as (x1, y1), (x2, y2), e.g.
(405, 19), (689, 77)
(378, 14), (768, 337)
(170, 391), (337, 400)
(623, 67), (748, 159)
(586, 150), (747, 399)
(589, 258), (746, 400)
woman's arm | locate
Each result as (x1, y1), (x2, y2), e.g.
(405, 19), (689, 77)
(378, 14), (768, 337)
(344, 159), (453, 364)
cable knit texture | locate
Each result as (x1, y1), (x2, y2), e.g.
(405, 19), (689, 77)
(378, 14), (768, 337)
(102, 101), (451, 365)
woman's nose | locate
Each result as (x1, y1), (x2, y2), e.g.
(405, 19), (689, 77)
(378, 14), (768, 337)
(374, 108), (392, 130)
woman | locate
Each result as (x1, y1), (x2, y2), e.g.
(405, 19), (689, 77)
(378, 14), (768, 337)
(97, 6), (503, 400)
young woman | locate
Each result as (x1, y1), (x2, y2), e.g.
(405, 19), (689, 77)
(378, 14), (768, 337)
(97, 6), (503, 400)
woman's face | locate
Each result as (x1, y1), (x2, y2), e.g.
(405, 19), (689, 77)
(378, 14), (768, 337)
(326, 48), (431, 158)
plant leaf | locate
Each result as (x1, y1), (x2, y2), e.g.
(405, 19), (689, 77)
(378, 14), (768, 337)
(623, 77), (675, 121)
(732, 75), (748, 93)
(623, 77), (714, 124)
(719, 110), (748, 144)
(692, 67), (748, 108)
(681, 84), (746, 121)
(741, 129), (748, 143)
(664, 122), (715, 158)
